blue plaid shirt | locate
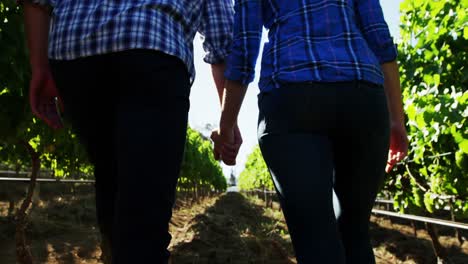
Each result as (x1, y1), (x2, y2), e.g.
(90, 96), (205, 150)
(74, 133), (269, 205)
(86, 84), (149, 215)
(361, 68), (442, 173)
(225, 0), (398, 91)
(23, 0), (234, 83)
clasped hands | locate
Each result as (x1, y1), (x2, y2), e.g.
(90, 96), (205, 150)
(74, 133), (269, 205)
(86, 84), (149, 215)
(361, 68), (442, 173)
(211, 124), (243, 166)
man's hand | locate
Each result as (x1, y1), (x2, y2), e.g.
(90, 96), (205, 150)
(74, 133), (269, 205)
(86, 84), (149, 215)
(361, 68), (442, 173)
(211, 124), (243, 165)
(29, 67), (64, 130)
(23, 2), (62, 129)
(386, 123), (409, 173)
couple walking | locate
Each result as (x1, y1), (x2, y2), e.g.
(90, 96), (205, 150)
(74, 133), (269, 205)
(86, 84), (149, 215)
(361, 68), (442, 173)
(22, 0), (407, 263)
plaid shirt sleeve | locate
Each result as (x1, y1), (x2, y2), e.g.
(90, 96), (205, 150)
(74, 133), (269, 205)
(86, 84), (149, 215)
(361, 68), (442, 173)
(199, 0), (234, 64)
(355, 0), (397, 64)
(17, 0), (50, 6)
(224, 0), (263, 85)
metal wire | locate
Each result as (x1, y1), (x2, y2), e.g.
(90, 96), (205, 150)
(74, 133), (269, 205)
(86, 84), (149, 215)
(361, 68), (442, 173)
(0, 177), (94, 184)
(372, 209), (468, 230)
(396, 152), (453, 165)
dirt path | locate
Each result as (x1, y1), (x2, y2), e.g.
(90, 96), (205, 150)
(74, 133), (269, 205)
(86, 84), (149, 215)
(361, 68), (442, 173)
(1, 192), (467, 263)
(169, 192), (295, 264)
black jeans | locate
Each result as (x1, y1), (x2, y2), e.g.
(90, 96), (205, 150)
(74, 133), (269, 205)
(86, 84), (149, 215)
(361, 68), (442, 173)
(258, 81), (390, 264)
(50, 50), (191, 264)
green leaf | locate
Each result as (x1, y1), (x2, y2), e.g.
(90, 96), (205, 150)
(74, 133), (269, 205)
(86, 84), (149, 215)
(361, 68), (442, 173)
(433, 74), (440, 87)
(459, 91), (468, 104)
(423, 192), (435, 213)
(460, 140), (468, 154)
(451, 124), (465, 143)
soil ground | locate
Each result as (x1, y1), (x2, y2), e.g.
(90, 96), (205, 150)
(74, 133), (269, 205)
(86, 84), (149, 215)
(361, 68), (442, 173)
(0, 192), (467, 264)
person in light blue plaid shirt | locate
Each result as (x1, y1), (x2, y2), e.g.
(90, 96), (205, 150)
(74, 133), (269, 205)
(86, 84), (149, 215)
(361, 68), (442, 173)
(21, 1), (238, 263)
(22, 0), (234, 83)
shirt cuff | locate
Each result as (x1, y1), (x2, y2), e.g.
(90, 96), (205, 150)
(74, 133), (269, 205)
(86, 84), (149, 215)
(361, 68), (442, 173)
(203, 48), (229, 65)
(224, 66), (255, 86)
(375, 42), (398, 64)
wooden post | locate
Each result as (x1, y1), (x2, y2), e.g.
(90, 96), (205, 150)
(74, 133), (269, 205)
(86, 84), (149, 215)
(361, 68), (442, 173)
(425, 222), (451, 264)
(410, 220), (418, 238)
(15, 141), (40, 264)
(449, 200), (464, 246)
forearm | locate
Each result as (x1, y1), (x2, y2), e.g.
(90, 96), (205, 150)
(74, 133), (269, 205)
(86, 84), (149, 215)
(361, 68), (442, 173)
(23, 3), (50, 68)
(211, 63), (227, 105)
(220, 80), (247, 130)
(382, 61), (405, 126)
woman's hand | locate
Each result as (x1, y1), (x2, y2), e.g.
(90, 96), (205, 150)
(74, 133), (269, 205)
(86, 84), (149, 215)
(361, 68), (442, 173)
(29, 67), (64, 130)
(386, 123), (409, 173)
(380, 61), (408, 173)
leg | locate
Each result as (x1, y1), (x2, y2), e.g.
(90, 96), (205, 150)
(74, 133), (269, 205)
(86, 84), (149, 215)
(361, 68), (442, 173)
(50, 57), (118, 260)
(259, 133), (346, 264)
(110, 50), (190, 264)
(94, 156), (117, 264)
(257, 84), (346, 264)
(333, 82), (390, 264)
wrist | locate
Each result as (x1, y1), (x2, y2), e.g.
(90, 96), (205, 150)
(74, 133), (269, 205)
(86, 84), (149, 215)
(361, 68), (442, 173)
(220, 110), (238, 131)
(30, 59), (50, 73)
(220, 119), (236, 132)
(388, 110), (405, 126)
(220, 123), (235, 133)
(390, 120), (406, 130)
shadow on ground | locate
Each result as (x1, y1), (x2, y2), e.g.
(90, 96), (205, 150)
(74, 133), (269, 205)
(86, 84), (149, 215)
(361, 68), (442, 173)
(2, 191), (466, 264)
(370, 217), (468, 264)
(171, 192), (295, 264)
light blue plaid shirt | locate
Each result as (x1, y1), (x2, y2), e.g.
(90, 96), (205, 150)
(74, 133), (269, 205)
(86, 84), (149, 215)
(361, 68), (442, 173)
(23, 0), (234, 83)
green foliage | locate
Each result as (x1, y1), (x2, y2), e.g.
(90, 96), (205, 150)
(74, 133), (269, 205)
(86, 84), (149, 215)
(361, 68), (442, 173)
(1, 1), (29, 141)
(238, 146), (274, 191)
(179, 128), (227, 192)
(0, 0), (91, 177)
(383, 0), (468, 218)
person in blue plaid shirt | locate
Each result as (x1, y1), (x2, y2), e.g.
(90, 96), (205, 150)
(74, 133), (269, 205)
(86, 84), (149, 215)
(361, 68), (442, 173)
(20, 0), (239, 263)
(213, 0), (409, 263)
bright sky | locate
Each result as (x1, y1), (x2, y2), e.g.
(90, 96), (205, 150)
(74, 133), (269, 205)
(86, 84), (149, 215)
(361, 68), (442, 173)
(188, 1), (403, 178)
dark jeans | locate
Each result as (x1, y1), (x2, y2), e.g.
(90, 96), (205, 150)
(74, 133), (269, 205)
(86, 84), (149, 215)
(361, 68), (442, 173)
(50, 50), (191, 264)
(257, 81), (390, 264)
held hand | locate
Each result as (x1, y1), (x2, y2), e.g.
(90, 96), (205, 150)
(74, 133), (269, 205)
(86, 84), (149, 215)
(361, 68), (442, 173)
(233, 123), (243, 156)
(386, 123), (409, 173)
(210, 124), (243, 166)
(29, 67), (64, 130)
(211, 129), (223, 161)
(219, 127), (236, 165)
